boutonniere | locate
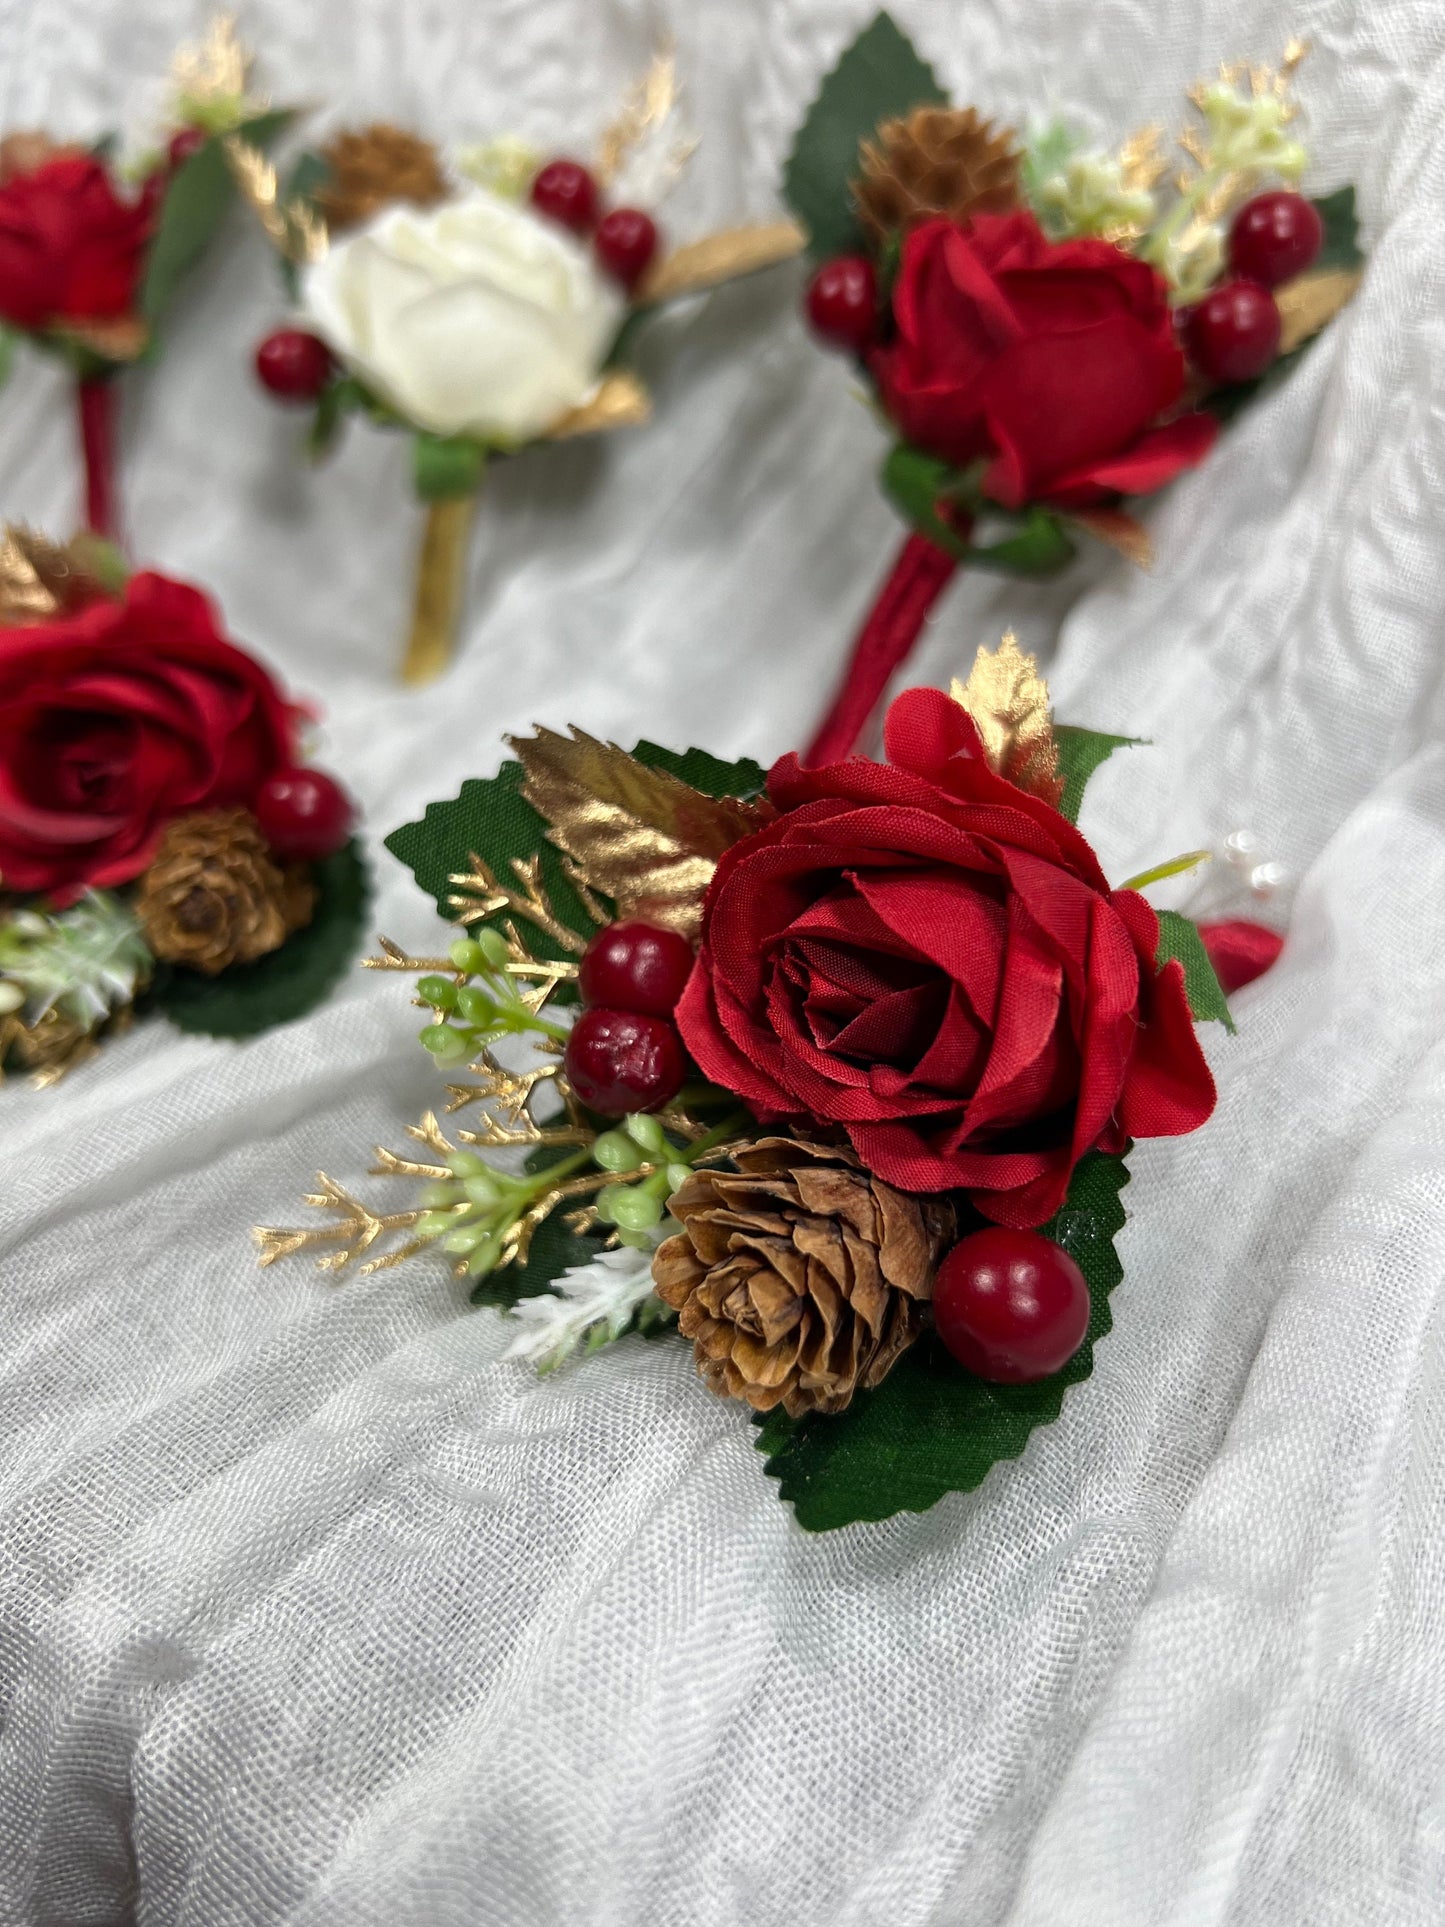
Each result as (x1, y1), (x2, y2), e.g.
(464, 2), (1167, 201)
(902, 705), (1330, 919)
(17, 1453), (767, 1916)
(233, 55), (805, 683)
(258, 636), (1244, 1530)
(0, 17), (294, 539)
(783, 15), (1364, 761)
(0, 528), (366, 1082)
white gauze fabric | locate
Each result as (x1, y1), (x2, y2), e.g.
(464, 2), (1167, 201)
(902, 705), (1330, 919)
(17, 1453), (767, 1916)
(2, 0), (1445, 1923)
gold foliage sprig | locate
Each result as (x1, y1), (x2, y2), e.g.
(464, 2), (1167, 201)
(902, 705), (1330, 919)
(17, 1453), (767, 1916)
(635, 220), (807, 306)
(0, 526), (113, 626)
(510, 727), (773, 942)
(596, 49), (697, 191)
(951, 631), (1064, 808)
(224, 135), (328, 265)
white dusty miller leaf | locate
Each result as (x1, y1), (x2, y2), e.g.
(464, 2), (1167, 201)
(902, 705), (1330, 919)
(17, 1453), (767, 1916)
(504, 1244), (672, 1375)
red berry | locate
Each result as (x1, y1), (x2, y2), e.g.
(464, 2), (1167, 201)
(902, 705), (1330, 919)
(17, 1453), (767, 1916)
(564, 1008), (685, 1115)
(579, 921), (695, 1017)
(1185, 279), (1282, 385)
(254, 329), (334, 403)
(254, 767), (355, 861)
(1229, 191), (1324, 289)
(167, 126), (207, 170)
(1197, 918), (1284, 995)
(594, 207), (659, 290)
(804, 254), (878, 354)
(933, 1228), (1090, 1384)
(529, 159), (599, 235)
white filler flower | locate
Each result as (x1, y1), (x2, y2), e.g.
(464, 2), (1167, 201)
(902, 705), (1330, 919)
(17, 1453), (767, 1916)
(505, 1245), (668, 1375)
(301, 187), (626, 443)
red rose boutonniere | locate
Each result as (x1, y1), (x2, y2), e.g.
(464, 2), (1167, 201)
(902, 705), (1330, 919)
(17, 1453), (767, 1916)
(0, 529), (366, 1083)
(784, 16), (1365, 763)
(258, 634), (1245, 1530)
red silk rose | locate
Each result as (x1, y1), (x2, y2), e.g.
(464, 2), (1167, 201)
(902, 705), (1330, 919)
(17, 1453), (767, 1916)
(0, 572), (296, 899)
(0, 155), (152, 333)
(869, 212), (1217, 510)
(677, 686), (1216, 1228)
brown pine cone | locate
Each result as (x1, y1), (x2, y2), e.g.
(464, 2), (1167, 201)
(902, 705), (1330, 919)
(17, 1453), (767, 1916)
(136, 810), (314, 977)
(315, 124), (451, 230)
(853, 106), (1020, 246)
(653, 1138), (955, 1418)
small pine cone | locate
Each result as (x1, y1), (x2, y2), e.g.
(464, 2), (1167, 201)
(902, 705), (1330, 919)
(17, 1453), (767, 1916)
(136, 810), (309, 977)
(853, 106), (1020, 246)
(653, 1138), (955, 1418)
(315, 123), (451, 230)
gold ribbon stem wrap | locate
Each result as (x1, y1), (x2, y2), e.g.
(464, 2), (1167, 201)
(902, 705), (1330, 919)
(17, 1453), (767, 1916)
(403, 492), (479, 686)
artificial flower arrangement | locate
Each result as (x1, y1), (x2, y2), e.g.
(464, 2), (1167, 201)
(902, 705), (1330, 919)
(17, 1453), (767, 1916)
(784, 15), (1365, 761)
(0, 528), (366, 1082)
(257, 633), (1244, 1531)
(235, 56), (805, 684)
(0, 18), (294, 540)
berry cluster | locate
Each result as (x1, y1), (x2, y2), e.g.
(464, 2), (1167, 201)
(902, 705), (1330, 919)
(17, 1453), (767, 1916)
(565, 920), (692, 1115)
(1182, 190), (1323, 385)
(527, 157), (660, 290)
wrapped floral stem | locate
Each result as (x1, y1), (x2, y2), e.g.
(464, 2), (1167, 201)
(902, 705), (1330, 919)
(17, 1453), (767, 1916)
(786, 16), (1364, 753)
(239, 56), (805, 681)
(76, 376), (120, 540)
(403, 492), (481, 687)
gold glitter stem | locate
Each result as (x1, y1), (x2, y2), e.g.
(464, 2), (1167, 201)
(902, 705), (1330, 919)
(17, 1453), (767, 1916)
(402, 492), (478, 686)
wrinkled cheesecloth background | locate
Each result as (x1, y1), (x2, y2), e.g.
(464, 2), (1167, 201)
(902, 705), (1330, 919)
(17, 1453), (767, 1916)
(2, 0), (1444, 1921)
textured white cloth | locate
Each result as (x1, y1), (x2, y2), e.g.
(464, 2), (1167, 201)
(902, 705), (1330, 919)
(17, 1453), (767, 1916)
(2, 1), (1444, 1922)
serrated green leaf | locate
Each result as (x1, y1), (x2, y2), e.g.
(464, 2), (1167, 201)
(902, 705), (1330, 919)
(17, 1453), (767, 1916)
(413, 432), (487, 501)
(783, 11), (946, 260)
(1053, 723), (1139, 824)
(148, 838), (370, 1038)
(1154, 908), (1235, 1033)
(385, 747), (769, 946)
(1312, 185), (1362, 272)
(756, 1152), (1130, 1530)
(140, 109), (293, 332)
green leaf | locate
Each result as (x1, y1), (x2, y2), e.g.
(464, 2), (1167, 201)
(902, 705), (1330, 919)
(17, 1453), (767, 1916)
(308, 375), (369, 459)
(140, 108), (293, 332)
(0, 327), (14, 391)
(967, 507), (1077, 576)
(757, 1152), (1131, 1530)
(1053, 724), (1139, 824)
(413, 432), (487, 500)
(1154, 908), (1235, 1033)
(148, 838), (370, 1038)
(386, 745), (769, 944)
(1312, 185), (1362, 271)
(631, 741), (768, 802)
(782, 11), (946, 260)
(880, 444), (972, 560)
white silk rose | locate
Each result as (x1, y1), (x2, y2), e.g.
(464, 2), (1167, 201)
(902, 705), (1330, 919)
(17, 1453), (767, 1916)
(300, 187), (627, 443)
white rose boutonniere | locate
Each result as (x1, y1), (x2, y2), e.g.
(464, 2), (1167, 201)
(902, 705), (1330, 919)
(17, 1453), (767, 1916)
(300, 188), (626, 444)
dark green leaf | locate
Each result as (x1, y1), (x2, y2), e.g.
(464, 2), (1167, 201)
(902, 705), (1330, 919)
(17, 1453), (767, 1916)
(756, 1152), (1131, 1530)
(880, 444), (973, 560)
(308, 376), (370, 459)
(0, 326), (15, 389)
(285, 149), (332, 207)
(967, 508), (1077, 577)
(413, 432), (487, 500)
(1312, 184), (1362, 271)
(149, 838), (370, 1038)
(1154, 908), (1235, 1033)
(631, 741), (768, 801)
(140, 108), (293, 331)
(782, 11), (946, 260)
(386, 761), (596, 943)
(1053, 723), (1139, 824)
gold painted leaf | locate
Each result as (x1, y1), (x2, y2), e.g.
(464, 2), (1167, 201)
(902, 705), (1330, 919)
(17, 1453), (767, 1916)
(545, 370), (651, 440)
(950, 630), (1063, 808)
(1068, 506), (1154, 569)
(634, 219), (806, 305)
(1275, 266), (1362, 356)
(0, 526), (112, 626)
(510, 726), (772, 940)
